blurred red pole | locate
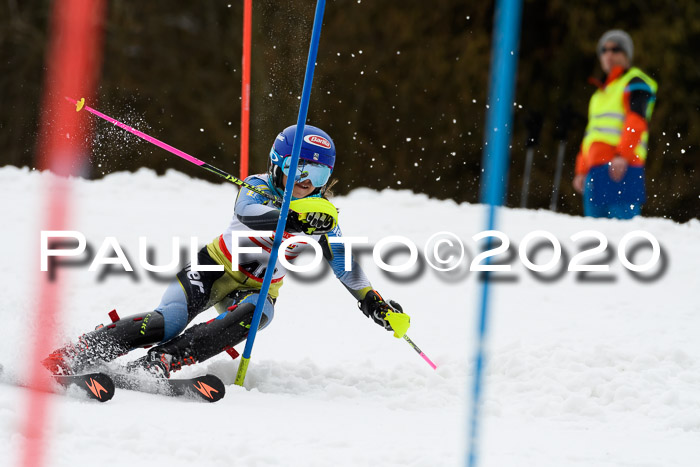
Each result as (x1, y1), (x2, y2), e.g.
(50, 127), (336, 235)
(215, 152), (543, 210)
(240, 0), (252, 179)
(20, 1), (105, 467)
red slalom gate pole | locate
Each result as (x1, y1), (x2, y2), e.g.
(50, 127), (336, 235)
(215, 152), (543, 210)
(240, 0), (252, 180)
(20, 1), (105, 467)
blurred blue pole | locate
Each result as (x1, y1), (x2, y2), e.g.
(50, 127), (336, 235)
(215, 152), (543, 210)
(468, 0), (523, 465)
(235, 0), (327, 386)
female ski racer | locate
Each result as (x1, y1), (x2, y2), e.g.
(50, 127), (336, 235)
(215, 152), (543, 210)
(44, 125), (410, 378)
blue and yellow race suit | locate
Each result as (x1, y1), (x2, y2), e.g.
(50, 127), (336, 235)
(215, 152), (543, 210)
(155, 174), (373, 341)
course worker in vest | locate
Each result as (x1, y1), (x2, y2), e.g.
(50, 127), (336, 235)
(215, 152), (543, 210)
(572, 30), (657, 219)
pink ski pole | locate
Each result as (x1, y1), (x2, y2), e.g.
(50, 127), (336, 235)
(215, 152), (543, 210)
(403, 334), (437, 370)
(66, 97), (282, 206)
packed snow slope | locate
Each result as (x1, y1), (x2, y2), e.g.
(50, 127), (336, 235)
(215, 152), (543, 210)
(1, 166), (699, 467)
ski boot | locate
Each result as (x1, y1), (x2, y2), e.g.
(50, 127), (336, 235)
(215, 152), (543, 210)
(128, 302), (264, 378)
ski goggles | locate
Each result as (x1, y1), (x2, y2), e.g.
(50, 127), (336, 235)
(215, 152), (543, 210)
(281, 155), (332, 188)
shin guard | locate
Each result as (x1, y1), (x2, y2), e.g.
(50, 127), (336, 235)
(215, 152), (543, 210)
(44, 311), (165, 374)
(145, 303), (264, 374)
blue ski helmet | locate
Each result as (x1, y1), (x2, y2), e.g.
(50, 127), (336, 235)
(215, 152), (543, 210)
(268, 125), (336, 196)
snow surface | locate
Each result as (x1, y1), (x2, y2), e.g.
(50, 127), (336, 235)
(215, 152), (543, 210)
(1, 166), (699, 467)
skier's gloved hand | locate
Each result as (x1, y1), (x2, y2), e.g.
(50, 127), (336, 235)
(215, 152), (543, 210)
(285, 198), (338, 235)
(286, 209), (335, 234)
(359, 290), (410, 338)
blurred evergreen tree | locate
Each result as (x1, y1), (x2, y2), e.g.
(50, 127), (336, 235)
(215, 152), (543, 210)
(0, 0), (697, 220)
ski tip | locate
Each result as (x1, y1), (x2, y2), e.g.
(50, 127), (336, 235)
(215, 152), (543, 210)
(189, 375), (226, 403)
(85, 373), (115, 402)
(55, 373), (115, 402)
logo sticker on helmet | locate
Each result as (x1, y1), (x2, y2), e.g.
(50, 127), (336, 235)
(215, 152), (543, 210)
(304, 135), (331, 149)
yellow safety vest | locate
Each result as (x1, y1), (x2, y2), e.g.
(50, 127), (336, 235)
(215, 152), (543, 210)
(582, 67), (658, 162)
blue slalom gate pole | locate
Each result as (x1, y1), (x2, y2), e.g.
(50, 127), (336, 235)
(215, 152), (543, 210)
(467, 0), (523, 465)
(235, 0), (327, 386)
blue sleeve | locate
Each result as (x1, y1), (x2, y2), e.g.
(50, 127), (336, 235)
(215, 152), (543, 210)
(626, 77), (655, 120)
(235, 177), (281, 230)
(323, 225), (373, 301)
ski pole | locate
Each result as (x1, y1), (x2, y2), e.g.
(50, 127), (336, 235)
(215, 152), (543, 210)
(402, 334), (437, 370)
(66, 97), (282, 206)
(235, 0), (327, 387)
(386, 303), (437, 369)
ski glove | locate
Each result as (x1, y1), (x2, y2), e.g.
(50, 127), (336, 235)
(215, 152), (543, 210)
(286, 209), (335, 235)
(286, 198), (338, 235)
(358, 290), (410, 338)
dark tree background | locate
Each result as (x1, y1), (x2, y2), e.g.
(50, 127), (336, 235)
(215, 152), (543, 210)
(2, 0), (698, 221)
